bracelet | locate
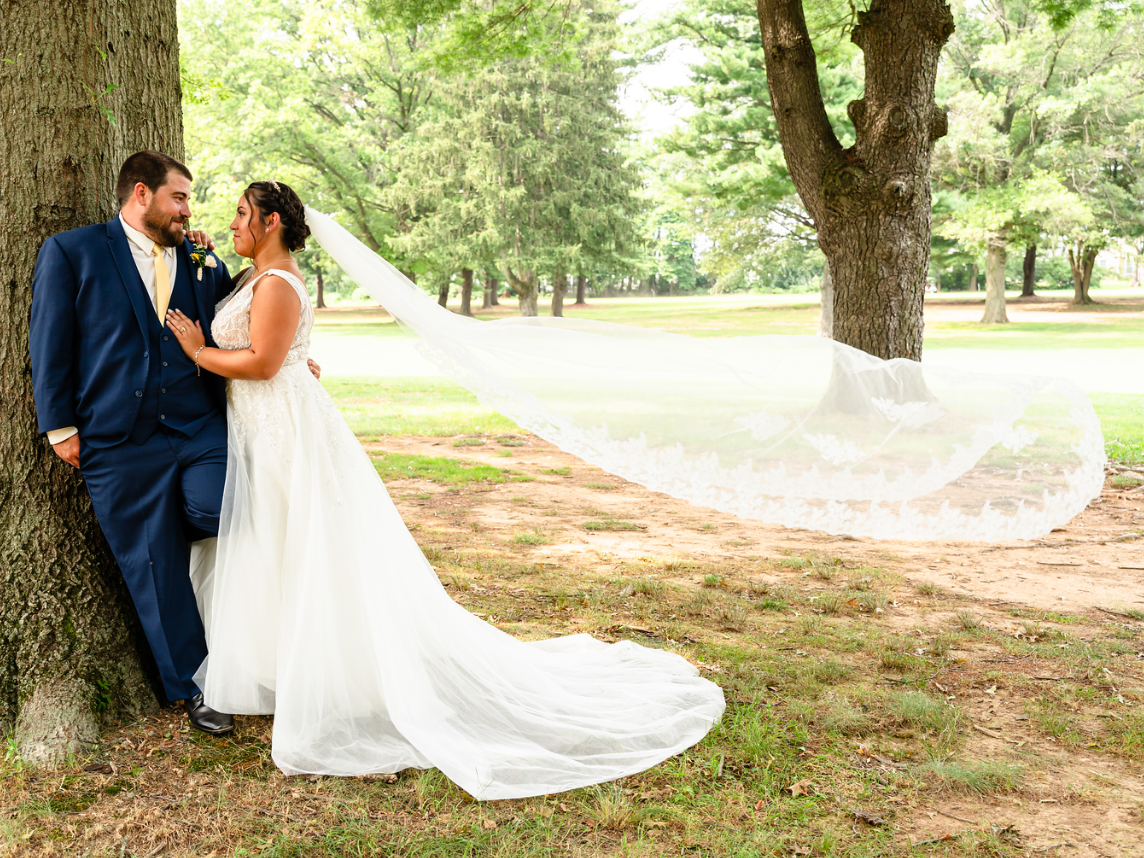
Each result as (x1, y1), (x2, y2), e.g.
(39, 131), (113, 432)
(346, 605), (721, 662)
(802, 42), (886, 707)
(194, 345), (206, 376)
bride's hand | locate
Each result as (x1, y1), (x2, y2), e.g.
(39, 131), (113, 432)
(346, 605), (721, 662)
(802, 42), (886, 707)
(186, 229), (216, 250)
(165, 309), (207, 360)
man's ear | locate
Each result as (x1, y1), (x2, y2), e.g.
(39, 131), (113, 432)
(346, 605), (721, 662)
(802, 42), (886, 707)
(133, 181), (151, 208)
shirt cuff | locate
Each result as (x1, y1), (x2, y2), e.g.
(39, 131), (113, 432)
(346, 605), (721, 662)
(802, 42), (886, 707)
(47, 426), (78, 445)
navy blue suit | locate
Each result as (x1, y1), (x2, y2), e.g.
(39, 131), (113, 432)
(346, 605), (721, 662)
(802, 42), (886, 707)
(29, 217), (234, 702)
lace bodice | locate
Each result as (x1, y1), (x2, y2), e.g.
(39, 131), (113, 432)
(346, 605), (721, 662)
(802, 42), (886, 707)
(212, 268), (313, 365)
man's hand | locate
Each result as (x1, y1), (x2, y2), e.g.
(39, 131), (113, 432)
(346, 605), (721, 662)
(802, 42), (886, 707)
(52, 434), (80, 468)
(307, 358), (321, 380)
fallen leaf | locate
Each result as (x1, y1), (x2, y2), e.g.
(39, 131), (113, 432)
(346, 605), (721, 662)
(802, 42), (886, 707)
(482, 818), (497, 829)
(788, 779), (812, 797)
(537, 807), (553, 818)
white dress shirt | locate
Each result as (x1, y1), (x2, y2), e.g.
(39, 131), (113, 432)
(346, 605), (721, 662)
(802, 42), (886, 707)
(47, 215), (179, 445)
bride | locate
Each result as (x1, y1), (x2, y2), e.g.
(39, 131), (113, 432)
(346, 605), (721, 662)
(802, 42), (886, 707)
(165, 181), (726, 801)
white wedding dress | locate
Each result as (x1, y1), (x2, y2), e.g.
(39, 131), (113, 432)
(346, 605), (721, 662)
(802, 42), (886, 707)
(193, 267), (725, 800)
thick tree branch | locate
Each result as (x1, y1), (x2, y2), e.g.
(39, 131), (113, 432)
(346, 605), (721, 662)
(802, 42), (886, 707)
(756, 0), (843, 223)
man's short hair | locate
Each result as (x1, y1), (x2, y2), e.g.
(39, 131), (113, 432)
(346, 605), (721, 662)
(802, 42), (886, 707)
(116, 151), (193, 207)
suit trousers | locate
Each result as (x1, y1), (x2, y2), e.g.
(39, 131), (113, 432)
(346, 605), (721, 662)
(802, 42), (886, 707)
(80, 415), (227, 703)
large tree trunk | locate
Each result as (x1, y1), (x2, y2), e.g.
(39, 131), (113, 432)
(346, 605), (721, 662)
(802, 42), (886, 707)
(315, 268), (326, 309)
(437, 279), (450, 308)
(1068, 242), (1098, 305)
(757, 0), (953, 361)
(968, 262), (978, 292)
(489, 274), (500, 306)
(817, 259), (833, 338)
(981, 236), (1009, 324)
(551, 271), (568, 317)
(574, 274), (587, 305)
(0, 0), (186, 762)
(505, 269), (539, 316)
(460, 267), (474, 317)
(1020, 243), (1036, 298)
(1131, 255), (1141, 289)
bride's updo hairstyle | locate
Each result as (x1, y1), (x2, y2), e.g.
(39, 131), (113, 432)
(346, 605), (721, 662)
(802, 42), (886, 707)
(243, 180), (311, 252)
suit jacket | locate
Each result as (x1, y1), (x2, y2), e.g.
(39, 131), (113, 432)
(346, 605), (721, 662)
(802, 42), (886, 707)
(29, 217), (234, 447)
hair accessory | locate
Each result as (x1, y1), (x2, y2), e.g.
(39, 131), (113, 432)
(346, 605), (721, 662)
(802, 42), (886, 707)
(270, 180), (281, 191)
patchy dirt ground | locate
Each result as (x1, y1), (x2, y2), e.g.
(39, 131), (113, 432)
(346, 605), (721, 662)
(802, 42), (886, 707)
(372, 434), (1144, 616)
(368, 433), (1144, 856)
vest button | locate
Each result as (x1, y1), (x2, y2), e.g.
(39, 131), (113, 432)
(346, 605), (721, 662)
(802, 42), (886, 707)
(134, 390), (142, 397)
(162, 362), (168, 367)
(143, 352), (149, 358)
(160, 388), (167, 394)
(160, 414), (166, 420)
(163, 335), (170, 341)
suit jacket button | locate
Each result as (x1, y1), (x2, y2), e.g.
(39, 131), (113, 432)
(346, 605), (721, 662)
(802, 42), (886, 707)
(162, 361), (168, 367)
(160, 415), (166, 420)
(134, 390), (143, 397)
(143, 351), (149, 358)
(160, 388), (167, 394)
(163, 335), (170, 341)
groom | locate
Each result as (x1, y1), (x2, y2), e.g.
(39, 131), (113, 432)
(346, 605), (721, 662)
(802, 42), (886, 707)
(30, 151), (267, 735)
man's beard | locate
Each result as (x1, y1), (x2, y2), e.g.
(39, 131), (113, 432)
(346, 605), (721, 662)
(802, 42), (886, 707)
(142, 204), (186, 247)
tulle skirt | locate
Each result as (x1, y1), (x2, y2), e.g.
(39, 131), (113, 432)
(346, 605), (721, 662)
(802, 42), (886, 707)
(192, 362), (725, 799)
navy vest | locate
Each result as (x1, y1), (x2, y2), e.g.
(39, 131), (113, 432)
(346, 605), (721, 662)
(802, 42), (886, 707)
(128, 261), (221, 444)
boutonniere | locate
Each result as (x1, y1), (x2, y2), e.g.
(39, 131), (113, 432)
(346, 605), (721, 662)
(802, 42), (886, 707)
(190, 244), (218, 281)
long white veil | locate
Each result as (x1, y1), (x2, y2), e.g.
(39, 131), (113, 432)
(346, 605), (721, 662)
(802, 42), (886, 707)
(304, 207), (1105, 541)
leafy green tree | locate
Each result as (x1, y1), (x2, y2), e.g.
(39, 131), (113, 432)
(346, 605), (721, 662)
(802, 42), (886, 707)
(387, 2), (643, 316)
(934, 0), (1144, 316)
(180, 0), (436, 277)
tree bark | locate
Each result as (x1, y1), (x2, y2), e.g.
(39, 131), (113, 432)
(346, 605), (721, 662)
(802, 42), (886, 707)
(460, 268), (474, 317)
(968, 262), (978, 292)
(817, 259), (833, 338)
(315, 268), (326, 309)
(1020, 243), (1036, 298)
(757, 0), (953, 361)
(437, 279), (450, 308)
(981, 236), (1009, 324)
(1068, 242), (1098, 305)
(505, 269), (539, 316)
(1131, 255), (1141, 289)
(0, 0), (187, 762)
(551, 271), (568, 317)
(573, 274), (587, 305)
(489, 275), (500, 306)
(482, 272), (494, 308)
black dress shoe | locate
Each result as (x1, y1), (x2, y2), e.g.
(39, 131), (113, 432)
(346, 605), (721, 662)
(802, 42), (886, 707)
(184, 692), (235, 736)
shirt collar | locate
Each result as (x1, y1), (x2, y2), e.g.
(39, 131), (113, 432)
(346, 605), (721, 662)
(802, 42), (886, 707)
(119, 213), (174, 257)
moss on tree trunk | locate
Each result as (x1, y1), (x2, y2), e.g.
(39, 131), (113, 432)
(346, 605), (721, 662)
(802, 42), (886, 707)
(0, 0), (186, 762)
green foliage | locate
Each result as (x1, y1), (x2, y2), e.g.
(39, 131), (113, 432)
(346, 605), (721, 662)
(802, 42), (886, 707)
(934, 3), (1144, 270)
(639, 0), (860, 293)
(385, 1), (643, 301)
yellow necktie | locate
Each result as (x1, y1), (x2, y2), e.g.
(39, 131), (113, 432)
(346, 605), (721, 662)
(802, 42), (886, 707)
(152, 245), (172, 319)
